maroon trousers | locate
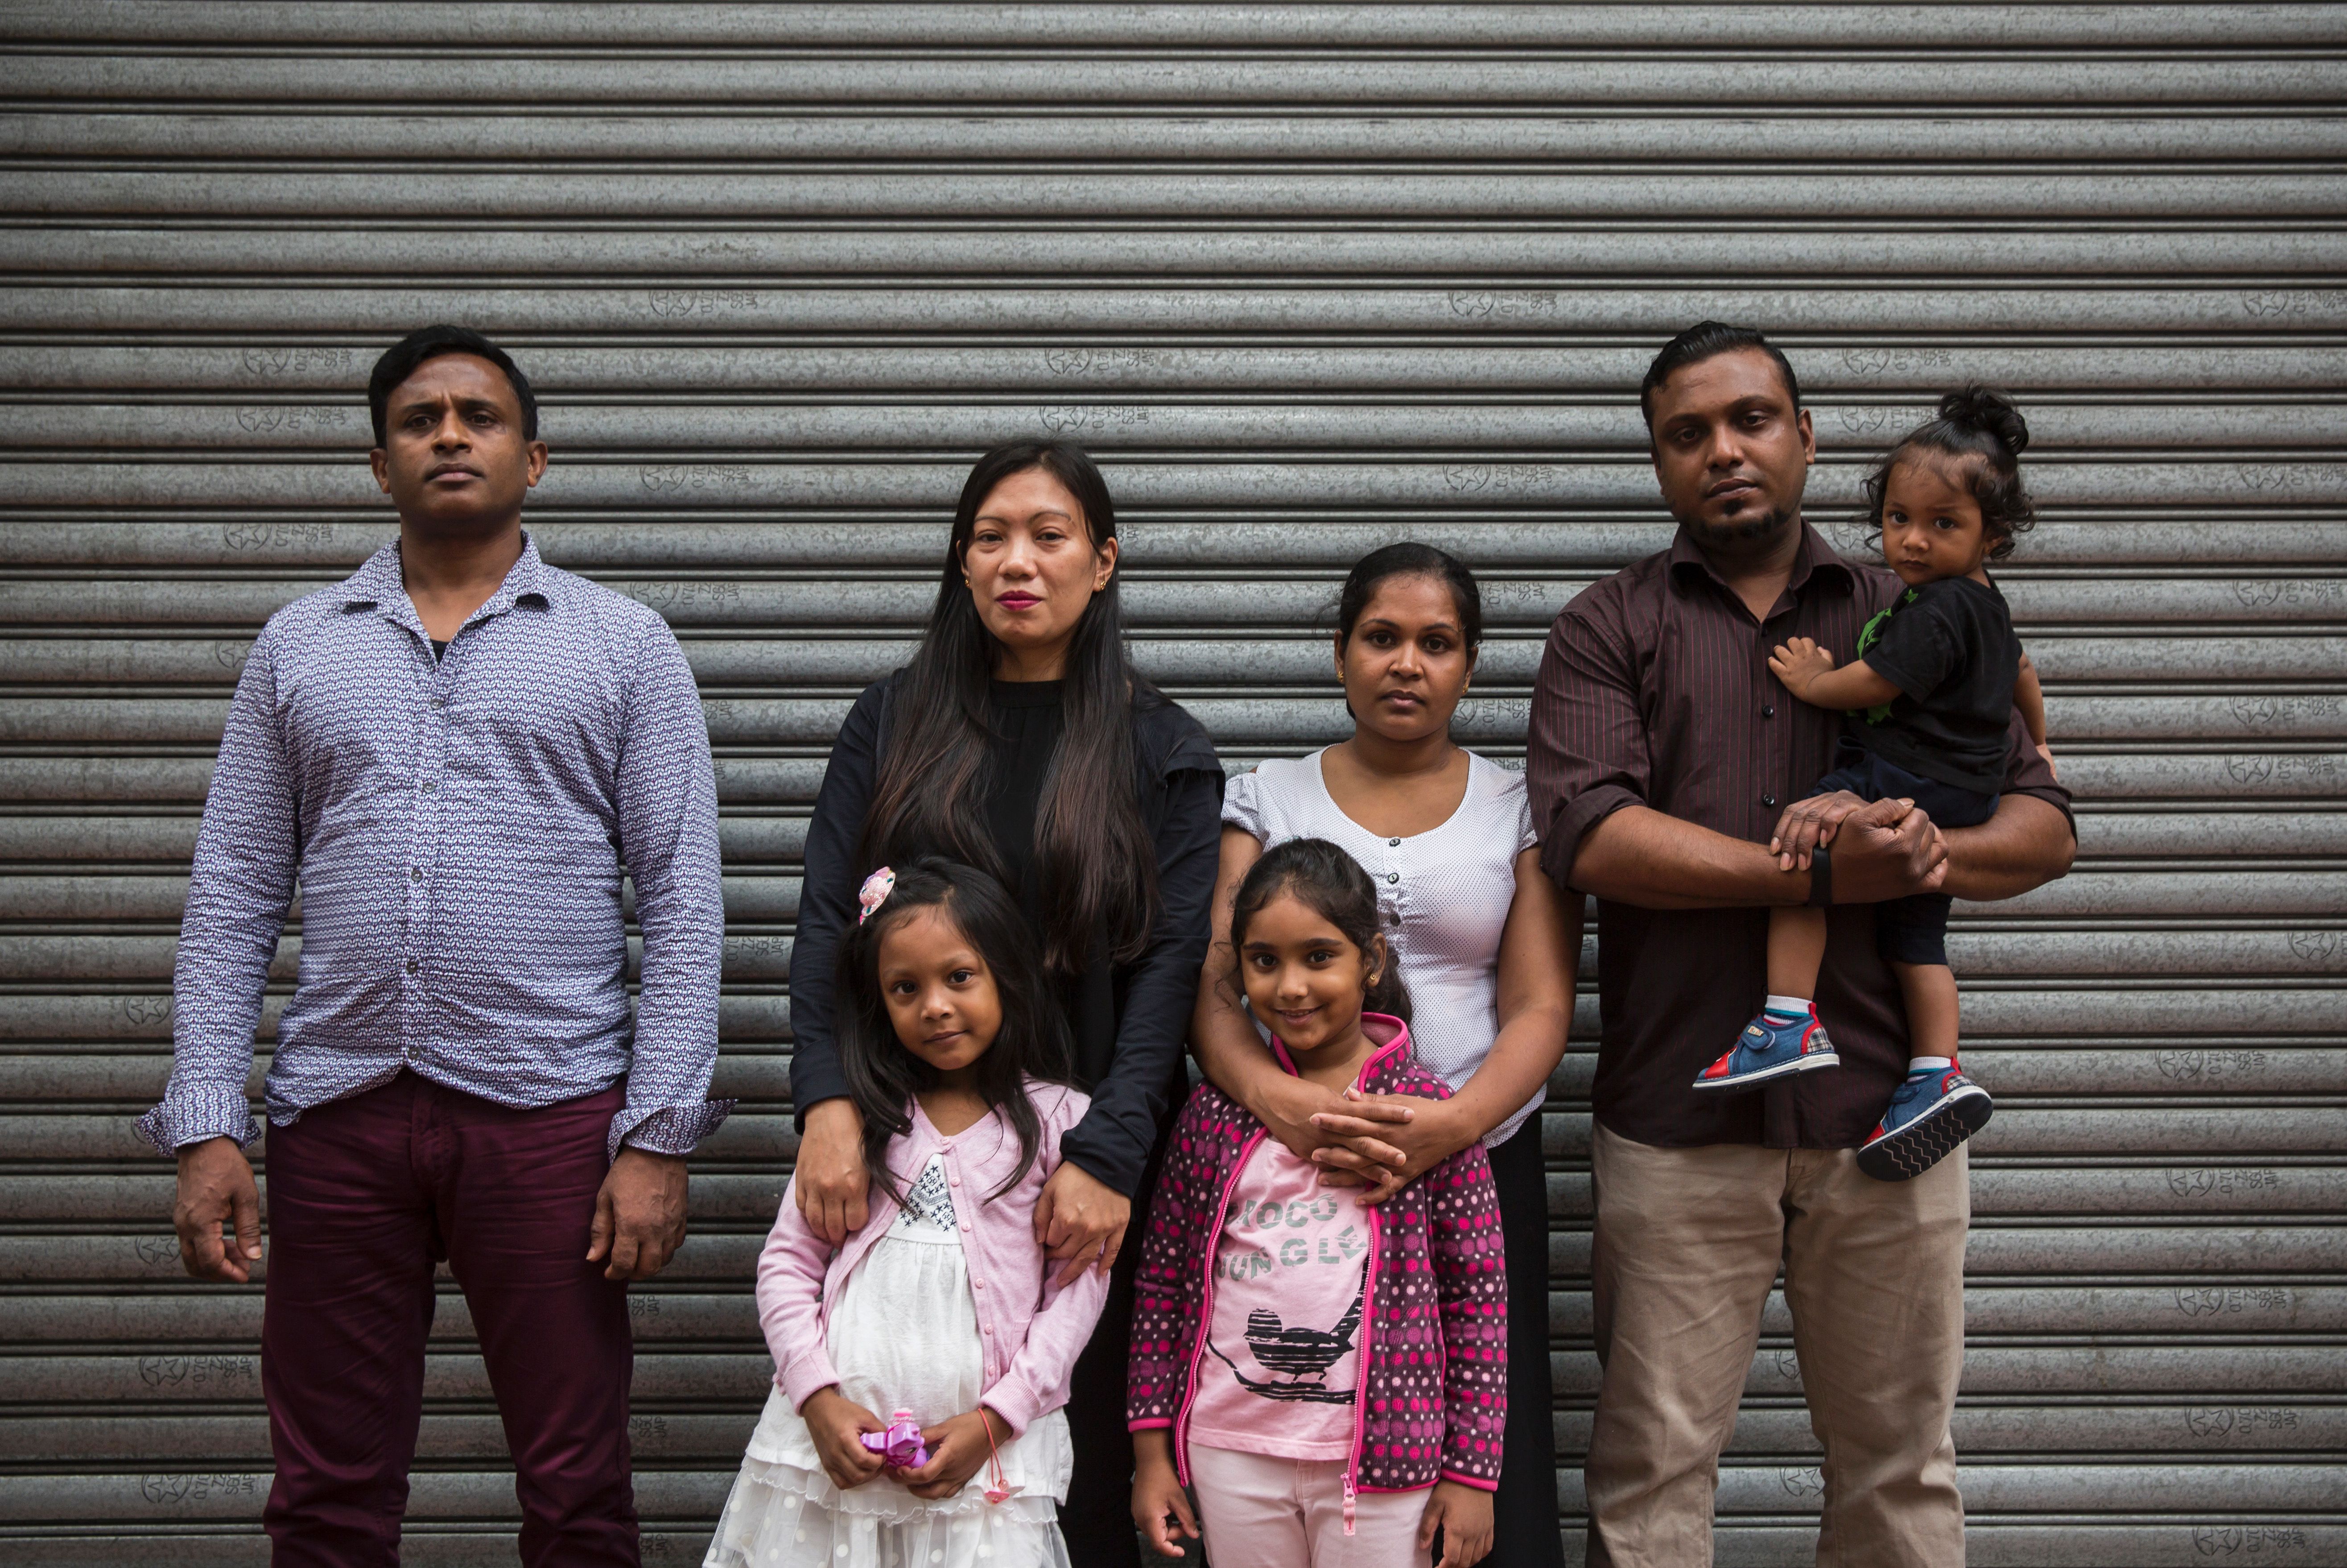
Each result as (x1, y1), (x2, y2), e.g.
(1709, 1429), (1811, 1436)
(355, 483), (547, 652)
(260, 1072), (639, 1567)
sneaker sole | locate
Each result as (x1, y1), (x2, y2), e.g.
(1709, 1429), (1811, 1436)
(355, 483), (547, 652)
(1858, 1086), (1993, 1182)
(1690, 1048), (1841, 1094)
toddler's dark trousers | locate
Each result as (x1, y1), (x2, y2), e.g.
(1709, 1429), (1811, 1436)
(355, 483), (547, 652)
(1806, 743), (2001, 966)
(260, 1071), (638, 1568)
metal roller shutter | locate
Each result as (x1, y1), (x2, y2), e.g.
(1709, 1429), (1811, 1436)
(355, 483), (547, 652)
(0, 4), (2340, 1564)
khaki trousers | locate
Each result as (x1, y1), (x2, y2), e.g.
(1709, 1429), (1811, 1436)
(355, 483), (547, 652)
(1584, 1124), (1968, 1568)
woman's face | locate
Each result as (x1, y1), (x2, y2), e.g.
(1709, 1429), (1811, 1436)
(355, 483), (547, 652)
(963, 466), (1118, 679)
(1335, 573), (1476, 744)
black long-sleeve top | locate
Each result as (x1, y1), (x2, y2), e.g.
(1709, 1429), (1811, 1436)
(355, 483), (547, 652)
(790, 671), (1223, 1195)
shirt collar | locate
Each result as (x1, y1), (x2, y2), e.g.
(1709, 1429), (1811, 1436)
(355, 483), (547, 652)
(338, 530), (553, 632)
(1667, 516), (1855, 601)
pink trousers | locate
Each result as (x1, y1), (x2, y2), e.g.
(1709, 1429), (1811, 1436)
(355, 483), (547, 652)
(1189, 1444), (1433, 1568)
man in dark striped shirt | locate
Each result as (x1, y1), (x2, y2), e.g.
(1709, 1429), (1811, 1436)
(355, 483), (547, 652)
(1528, 323), (2073, 1566)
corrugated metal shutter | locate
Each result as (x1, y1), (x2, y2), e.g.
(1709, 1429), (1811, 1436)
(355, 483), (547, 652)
(2, 4), (2341, 1564)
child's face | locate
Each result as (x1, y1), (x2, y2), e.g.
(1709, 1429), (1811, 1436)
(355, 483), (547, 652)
(875, 906), (1002, 1077)
(1881, 457), (1993, 586)
(1237, 891), (1375, 1057)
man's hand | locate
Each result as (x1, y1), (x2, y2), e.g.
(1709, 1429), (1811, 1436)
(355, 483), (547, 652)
(1034, 1160), (1130, 1288)
(1830, 794), (1948, 904)
(1420, 1479), (1495, 1568)
(799, 1387), (887, 1491)
(2036, 741), (2059, 779)
(793, 1098), (870, 1246)
(174, 1136), (262, 1283)
(900, 1406), (1009, 1500)
(1768, 636), (1837, 701)
(1768, 788), (1876, 871)
(1311, 1088), (1468, 1204)
(1131, 1430), (1200, 1558)
(587, 1147), (688, 1280)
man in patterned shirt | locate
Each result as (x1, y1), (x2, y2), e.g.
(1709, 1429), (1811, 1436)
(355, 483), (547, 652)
(140, 326), (728, 1568)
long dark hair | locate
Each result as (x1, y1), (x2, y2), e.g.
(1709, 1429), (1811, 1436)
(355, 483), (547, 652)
(1862, 386), (2037, 562)
(862, 440), (1159, 974)
(1226, 838), (1413, 1024)
(834, 858), (1075, 1205)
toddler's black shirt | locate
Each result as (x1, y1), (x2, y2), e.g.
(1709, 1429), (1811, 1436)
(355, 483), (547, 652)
(1853, 574), (2022, 793)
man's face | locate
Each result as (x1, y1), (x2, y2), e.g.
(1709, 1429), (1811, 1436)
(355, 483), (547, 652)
(1646, 348), (1815, 550)
(369, 353), (546, 532)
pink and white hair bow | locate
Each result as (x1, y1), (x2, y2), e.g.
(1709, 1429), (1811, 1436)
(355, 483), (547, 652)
(856, 867), (896, 925)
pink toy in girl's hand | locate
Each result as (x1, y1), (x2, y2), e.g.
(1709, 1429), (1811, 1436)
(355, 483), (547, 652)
(860, 1410), (928, 1470)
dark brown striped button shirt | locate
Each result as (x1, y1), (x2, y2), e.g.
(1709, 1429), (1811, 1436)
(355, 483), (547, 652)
(1528, 522), (2071, 1149)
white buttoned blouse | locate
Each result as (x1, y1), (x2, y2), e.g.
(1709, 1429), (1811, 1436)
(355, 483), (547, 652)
(1222, 748), (1544, 1147)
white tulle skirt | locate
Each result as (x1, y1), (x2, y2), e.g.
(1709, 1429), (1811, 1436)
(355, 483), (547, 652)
(705, 1224), (1072, 1568)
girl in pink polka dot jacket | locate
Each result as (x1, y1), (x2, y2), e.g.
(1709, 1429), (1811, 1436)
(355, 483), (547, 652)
(1128, 838), (1508, 1568)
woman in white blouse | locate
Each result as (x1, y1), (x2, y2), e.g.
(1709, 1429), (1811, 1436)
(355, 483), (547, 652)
(1191, 542), (1580, 1568)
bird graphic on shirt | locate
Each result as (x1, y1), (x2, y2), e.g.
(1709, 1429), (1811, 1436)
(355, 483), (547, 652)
(1205, 1259), (1367, 1403)
(1246, 1292), (1364, 1381)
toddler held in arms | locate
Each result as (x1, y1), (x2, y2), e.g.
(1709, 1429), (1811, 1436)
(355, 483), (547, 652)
(1129, 838), (1506, 1568)
(1693, 388), (2052, 1181)
(706, 859), (1107, 1568)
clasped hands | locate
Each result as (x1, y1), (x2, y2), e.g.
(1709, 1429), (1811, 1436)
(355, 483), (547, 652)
(802, 1387), (1009, 1500)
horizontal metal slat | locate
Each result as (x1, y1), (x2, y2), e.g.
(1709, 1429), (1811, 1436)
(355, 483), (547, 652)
(13, 170), (2347, 224)
(4, 54), (2343, 107)
(16, 283), (2347, 337)
(11, 111), (2347, 167)
(14, 400), (2347, 455)
(15, 3), (2344, 50)
(9, 344), (2347, 397)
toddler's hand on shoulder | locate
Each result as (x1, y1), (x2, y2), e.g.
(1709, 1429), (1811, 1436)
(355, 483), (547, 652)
(799, 1387), (887, 1491)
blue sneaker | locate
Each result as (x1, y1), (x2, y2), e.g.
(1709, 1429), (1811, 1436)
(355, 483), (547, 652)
(1858, 1062), (1993, 1181)
(1693, 1006), (1840, 1093)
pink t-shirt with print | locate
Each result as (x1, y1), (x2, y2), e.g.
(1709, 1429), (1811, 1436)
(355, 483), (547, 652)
(1183, 1136), (1371, 1461)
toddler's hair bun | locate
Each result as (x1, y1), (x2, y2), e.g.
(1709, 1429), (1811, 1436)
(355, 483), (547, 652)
(1937, 385), (2029, 457)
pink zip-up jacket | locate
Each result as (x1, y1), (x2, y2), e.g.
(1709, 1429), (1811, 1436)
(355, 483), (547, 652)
(757, 1078), (1110, 1437)
(1128, 1016), (1507, 1508)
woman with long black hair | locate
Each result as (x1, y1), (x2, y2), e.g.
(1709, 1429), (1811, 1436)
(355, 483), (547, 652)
(787, 440), (1221, 1566)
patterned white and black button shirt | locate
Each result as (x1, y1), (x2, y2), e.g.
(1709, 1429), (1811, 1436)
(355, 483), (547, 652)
(136, 532), (731, 1159)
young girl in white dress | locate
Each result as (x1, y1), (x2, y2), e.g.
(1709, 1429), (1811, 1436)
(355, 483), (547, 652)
(705, 858), (1111, 1568)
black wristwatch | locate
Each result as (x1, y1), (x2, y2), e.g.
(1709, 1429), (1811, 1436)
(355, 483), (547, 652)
(1804, 844), (1834, 908)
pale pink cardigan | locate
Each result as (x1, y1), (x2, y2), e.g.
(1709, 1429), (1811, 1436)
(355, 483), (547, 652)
(756, 1079), (1110, 1437)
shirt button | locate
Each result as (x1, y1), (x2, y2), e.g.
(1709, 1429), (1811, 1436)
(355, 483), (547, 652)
(1386, 872), (1399, 885)
(405, 959), (419, 974)
(429, 697), (444, 710)
(1387, 837), (1401, 847)
(1762, 794), (1778, 808)
(949, 1175), (961, 1187)
(1763, 705), (1776, 718)
(421, 780), (435, 793)
(411, 867), (424, 882)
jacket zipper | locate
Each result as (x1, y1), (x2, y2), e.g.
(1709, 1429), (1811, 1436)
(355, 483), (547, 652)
(1342, 1198), (1382, 1535)
(1171, 1125), (1266, 1488)
(1334, 1032), (1404, 1535)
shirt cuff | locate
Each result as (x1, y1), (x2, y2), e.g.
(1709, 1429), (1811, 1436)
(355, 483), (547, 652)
(1540, 783), (1645, 888)
(609, 1099), (735, 1160)
(134, 1086), (261, 1156)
